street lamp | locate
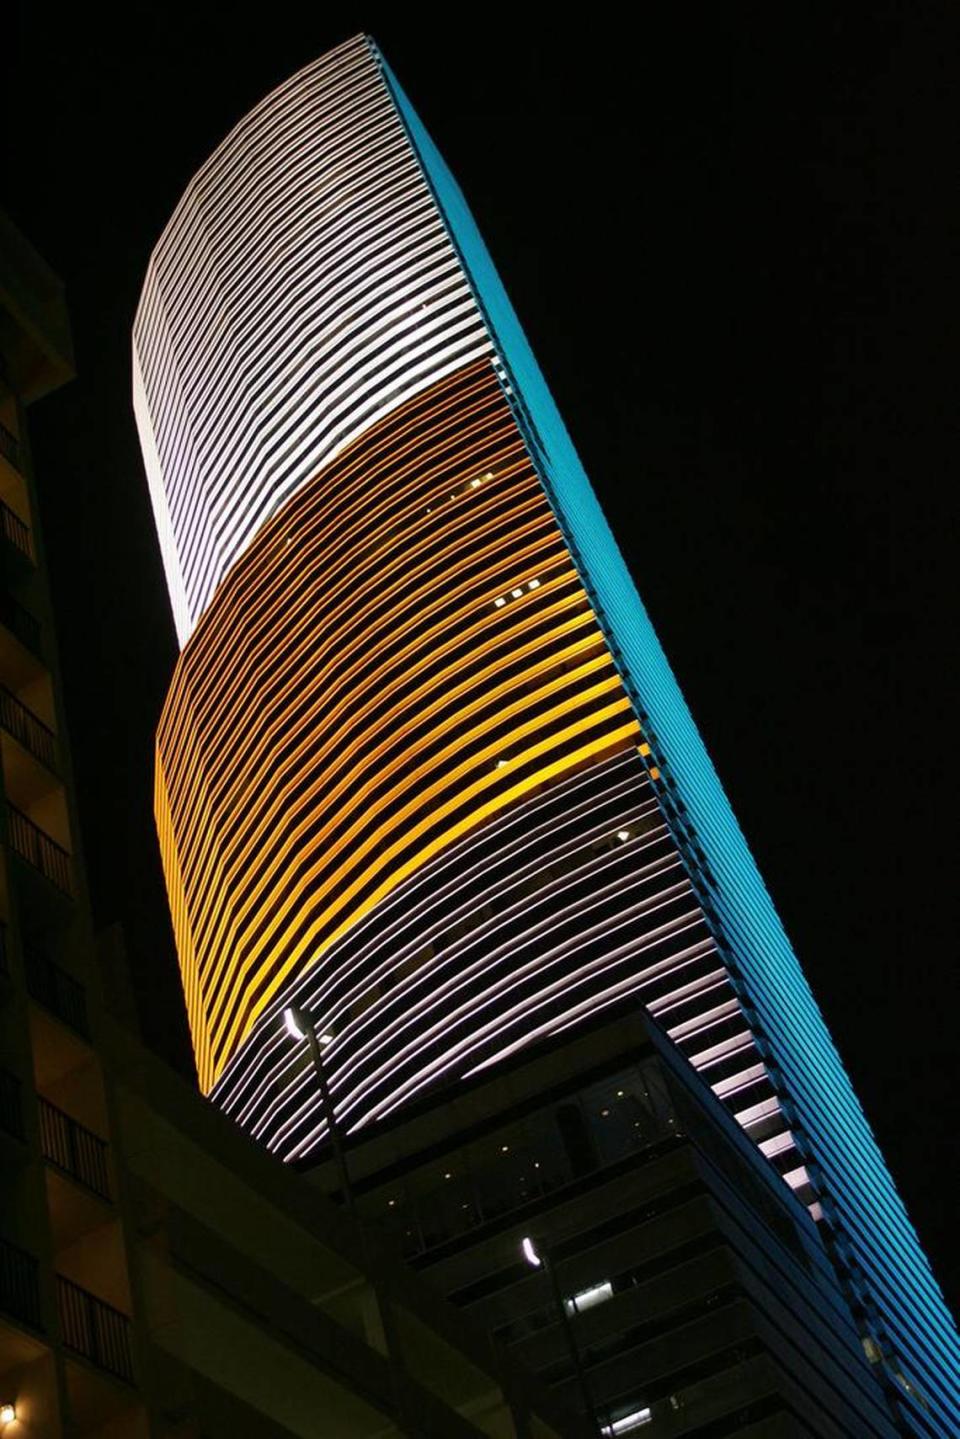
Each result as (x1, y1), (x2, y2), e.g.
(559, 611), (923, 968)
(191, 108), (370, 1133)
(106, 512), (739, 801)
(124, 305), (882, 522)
(284, 1004), (355, 1214)
(521, 1235), (599, 1431)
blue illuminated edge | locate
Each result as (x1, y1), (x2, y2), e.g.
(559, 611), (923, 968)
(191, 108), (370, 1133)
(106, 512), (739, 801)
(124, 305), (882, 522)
(378, 48), (960, 1435)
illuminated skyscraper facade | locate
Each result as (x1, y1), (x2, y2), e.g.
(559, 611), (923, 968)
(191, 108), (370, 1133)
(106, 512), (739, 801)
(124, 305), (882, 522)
(133, 35), (960, 1436)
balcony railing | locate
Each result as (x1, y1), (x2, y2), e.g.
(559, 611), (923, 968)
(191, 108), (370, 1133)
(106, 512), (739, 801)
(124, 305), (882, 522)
(0, 1068), (23, 1141)
(7, 806), (74, 896)
(24, 949), (89, 1038)
(39, 1097), (110, 1199)
(1, 1237), (42, 1330)
(0, 499), (32, 561)
(57, 1275), (134, 1382)
(0, 590), (41, 655)
(0, 686), (56, 769)
(0, 421), (20, 472)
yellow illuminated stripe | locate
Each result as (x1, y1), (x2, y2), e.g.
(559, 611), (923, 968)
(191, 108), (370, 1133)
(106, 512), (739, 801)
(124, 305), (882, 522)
(197, 635), (613, 1010)
(208, 688), (635, 1064)
(252, 725), (640, 1020)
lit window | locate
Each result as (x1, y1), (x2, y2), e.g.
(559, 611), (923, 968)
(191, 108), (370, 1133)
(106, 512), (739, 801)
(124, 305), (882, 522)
(601, 1409), (652, 1435)
(470, 477), (482, 489)
(510, 587), (523, 599)
(616, 829), (631, 842)
(527, 577), (541, 590)
(564, 1280), (613, 1315)
(494, 597), (506, 609)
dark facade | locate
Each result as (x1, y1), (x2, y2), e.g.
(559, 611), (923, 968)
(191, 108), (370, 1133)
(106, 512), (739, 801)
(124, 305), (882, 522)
(307, 1010), (899, 1436)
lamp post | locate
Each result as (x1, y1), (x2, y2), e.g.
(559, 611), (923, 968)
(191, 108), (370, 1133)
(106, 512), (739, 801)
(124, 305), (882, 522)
(521, 1235), (599, 1433)
(284, 1004), (355, 1214)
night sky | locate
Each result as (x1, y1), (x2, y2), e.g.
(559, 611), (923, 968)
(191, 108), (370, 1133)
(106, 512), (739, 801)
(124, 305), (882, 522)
(4, 9), (957, 1313)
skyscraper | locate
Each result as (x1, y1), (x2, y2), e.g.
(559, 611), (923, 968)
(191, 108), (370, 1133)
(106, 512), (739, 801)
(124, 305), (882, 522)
(132, 35), (960, 1435)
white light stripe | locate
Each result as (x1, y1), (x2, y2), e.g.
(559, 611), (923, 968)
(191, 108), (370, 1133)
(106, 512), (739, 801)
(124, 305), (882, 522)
(134, 36), (491, 644)
(212, 752), (793, 1167)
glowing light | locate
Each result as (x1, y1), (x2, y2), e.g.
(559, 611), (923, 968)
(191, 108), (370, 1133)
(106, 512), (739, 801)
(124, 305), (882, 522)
(601, 1409), (652, 1435)
(521, 1235), (541, 1268)
(564, 1279), (613, 1314)
(0, 1406), (15, 1426)
(283, 1007), (306, 1041)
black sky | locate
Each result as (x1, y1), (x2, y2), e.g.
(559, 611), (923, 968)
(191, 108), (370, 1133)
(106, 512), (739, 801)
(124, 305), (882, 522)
(4, 7), (957, 1313)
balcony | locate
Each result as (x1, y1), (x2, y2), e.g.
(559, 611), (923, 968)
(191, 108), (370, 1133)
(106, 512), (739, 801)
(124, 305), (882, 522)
(7, 805), (74, 896)
(0, 589), (41, 656)
(0, 1067), (23, 1141)
(0, 497), (33, 562)
(57, 1275), (134, 1383)
(0, 421), (20, 473)
(39, 1097), (110, 1200)
(25, 948), (89, 1038)
(0, 1236), (42, 1331)
(0, 685), (56, 769)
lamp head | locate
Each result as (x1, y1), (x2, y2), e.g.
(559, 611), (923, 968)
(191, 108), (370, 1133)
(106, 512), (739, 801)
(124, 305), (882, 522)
(521, 1235), (542, 1268)
(283, 1005), (307, 1040)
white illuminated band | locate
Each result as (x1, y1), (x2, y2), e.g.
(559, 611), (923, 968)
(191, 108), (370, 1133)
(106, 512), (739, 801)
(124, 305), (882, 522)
(213, 752), (794, 1169)
(134, 35), (491, 645)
